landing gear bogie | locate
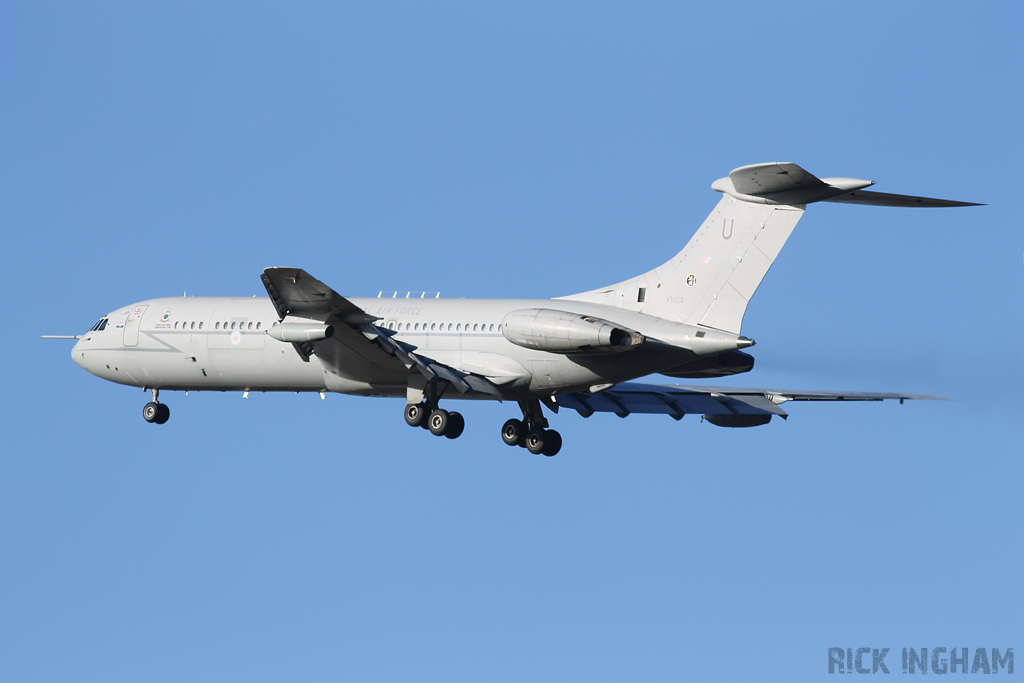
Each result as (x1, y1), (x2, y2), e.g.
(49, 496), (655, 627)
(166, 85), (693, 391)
(405, 402), (466, 440)
(499, 399), (563, 456)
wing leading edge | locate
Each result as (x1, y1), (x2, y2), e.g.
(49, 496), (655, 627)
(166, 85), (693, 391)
(260, 267), (503, 395)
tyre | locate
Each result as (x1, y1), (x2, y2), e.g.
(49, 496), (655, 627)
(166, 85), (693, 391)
(428, 409), (449, 436)
(143, 402), (160, 423)
(444, 411), (465, 439)
(501, 418), (524, 446)
(525, 429), (546, 455)
(155, 403), (170, 424)
(404, 403), (427, 427)
(541, 429), (561, 456)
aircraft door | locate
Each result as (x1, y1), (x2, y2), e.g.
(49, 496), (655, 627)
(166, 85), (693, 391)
(123, 305), (148, 346)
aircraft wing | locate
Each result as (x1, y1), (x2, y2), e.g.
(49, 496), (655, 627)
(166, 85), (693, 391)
(261, 267), (408, 383)
(556, 381), (942, 423)
(261, 267), (502, 394)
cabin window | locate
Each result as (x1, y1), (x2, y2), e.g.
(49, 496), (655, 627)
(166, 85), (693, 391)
(456, 324), (461, 331)
(199, 322), (203, 329)
(256, 322), (260, 330)
(191, 322), (195, 329)
(473, 324), (479, 332)
(215, 322), (220, 330)
(447, 323), (453, 331)
(431, 323), (436, 331)
(174, 322), (179, 329)
(231, 322), (236, 329)
(489, 324), (494, 331)
(637, 287), (646, 303)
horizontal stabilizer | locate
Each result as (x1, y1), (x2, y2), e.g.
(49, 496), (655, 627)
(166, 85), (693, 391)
(823, 189), (982, 208)
(713, 162), (979, 207)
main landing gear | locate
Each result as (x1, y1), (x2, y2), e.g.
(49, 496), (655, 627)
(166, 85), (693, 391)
(402, 384), (560, 455)
(404, 402), (465, 439)
(142, 388), (170, 424)
(501, 398), (561, 456)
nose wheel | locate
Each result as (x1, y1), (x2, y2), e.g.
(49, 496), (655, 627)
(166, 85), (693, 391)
(143, 401), (170, 424)
(142, 388), (170, 424)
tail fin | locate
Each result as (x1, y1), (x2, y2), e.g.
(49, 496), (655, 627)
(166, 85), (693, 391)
(560, 162), (978, 334)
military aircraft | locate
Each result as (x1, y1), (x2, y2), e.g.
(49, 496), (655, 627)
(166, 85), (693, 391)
(45, 163), (977, 455)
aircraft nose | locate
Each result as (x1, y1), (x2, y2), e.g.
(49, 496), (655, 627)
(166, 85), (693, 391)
(72, 340), (85, 369)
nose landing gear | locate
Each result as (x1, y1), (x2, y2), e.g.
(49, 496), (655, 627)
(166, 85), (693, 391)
(142, 388), (170, 424)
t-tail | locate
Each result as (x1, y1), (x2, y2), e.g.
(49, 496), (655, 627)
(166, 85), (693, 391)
(560, 162), (980, 334)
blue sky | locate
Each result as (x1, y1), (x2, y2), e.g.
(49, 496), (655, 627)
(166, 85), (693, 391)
(2, 2), (1021, 681)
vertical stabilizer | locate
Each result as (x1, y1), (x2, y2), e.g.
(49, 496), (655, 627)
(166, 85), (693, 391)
(561, 162), (977, 334)
(560, 166), (807, 333)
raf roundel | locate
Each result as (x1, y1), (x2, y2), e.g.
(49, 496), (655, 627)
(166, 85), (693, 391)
(230, 331), (241, 345)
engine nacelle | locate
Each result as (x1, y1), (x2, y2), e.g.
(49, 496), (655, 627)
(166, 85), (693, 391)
(661, 350), (755, 379)
(501, 308), (644, 354)
(267, 322), (335, 343)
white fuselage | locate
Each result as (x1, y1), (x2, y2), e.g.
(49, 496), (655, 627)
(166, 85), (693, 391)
(72, 295), (743, 400)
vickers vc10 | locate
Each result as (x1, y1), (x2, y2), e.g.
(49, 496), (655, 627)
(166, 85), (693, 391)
(45, 162), (977, 455)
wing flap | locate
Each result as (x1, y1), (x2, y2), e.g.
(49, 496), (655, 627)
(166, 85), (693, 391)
(558, 381), (941, 421)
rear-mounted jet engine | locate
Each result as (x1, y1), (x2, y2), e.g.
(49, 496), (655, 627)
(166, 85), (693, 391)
(501, 308), (644, 354)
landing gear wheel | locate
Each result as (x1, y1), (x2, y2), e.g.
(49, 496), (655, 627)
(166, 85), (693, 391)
(404, 403), (427, 427)
(444, 411), (465, 439)
(501, 418), (524, 447)
(428, 409), (450, 436)
(541, 429), (561, 456)
(525, 429), (546, 455)
(155, 403), (170, 424)
(143, 402), (160, 423)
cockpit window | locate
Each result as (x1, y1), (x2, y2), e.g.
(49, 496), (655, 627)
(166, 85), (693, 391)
(89, 318), (109, 332)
